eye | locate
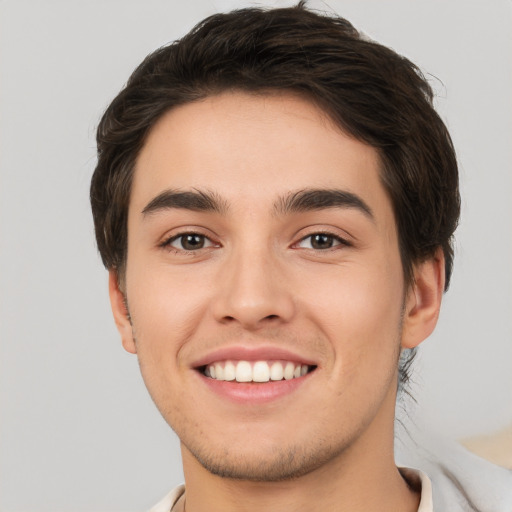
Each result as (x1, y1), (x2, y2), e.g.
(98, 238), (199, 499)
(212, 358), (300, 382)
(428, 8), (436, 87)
(165, 233), (215, 251)
(296, 233), (349, 250)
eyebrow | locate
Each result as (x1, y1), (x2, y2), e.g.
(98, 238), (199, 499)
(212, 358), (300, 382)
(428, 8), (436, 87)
(141, 187), (373, 220)
(142, 189), (228, 216)
(274, 188), (374, 220)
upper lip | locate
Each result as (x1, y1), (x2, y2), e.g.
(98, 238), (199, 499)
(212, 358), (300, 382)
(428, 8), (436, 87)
(191, 345), (318, 369)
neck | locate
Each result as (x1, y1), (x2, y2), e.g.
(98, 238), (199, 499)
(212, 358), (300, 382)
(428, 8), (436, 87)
(180, 387), (420, 512)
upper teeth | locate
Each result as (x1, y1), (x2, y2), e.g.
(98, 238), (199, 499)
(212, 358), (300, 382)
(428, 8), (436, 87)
(205, 360), (310, 382)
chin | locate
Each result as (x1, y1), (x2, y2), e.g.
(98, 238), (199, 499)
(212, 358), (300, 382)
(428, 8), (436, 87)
(182, 434), (348, 482)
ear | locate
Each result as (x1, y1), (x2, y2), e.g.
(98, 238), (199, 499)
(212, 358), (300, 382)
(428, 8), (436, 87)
(108, 270), (137, 354)
(401, 248), (445, 349)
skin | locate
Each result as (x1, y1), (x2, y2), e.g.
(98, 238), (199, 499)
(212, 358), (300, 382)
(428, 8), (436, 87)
(109, 92), (444, 512)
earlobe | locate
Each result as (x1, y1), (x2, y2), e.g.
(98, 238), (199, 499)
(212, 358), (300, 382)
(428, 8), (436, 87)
(108, 270), (137, 354)
(401, 248), (445, 349)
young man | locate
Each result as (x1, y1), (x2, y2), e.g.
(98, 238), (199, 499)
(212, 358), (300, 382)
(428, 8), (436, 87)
(90, 4), (510, 511)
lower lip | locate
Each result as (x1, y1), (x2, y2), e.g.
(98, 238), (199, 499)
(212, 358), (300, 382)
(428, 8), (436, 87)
(197, 372), (313, 404)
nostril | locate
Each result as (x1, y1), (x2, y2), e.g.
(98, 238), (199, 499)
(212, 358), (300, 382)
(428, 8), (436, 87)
(221, 315), (238, 324)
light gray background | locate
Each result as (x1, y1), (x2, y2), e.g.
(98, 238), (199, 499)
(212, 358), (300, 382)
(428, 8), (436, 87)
(1, 1), (511, 510)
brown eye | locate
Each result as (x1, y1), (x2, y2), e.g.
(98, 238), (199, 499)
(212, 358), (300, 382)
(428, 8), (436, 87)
(297, 233), (349, 250)
(168, 233), (213, 251)
(182, 234), (205, 250)
(310, 234), (335, 249)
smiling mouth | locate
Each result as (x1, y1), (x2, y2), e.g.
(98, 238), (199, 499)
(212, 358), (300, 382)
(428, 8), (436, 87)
(200, 360), (317, 383)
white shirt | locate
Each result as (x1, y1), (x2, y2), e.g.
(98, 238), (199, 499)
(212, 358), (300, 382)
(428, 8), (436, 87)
(148, 468), (434, 512)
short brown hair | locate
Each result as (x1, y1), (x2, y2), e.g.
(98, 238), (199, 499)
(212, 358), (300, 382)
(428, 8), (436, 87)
(91, 3), (459, 292)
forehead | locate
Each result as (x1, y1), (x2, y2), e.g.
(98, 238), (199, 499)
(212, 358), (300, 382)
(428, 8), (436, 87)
(131, 92), (390, 222)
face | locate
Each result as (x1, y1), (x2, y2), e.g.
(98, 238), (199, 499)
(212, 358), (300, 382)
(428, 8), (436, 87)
(111, 92), (437, 481)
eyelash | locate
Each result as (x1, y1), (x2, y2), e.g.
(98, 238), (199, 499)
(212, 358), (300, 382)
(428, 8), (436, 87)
(160, 232), (217, 253)
(294, 232), (352, 251)
(160, 231), (351, 254)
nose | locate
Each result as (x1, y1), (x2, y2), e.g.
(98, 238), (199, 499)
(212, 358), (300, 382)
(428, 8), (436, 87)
(211, 246), (296, 330)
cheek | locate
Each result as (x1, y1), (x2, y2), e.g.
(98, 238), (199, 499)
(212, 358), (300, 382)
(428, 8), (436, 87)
(124, 266), (209, 417)
(303, 257), (402, 324)
(125, 263), (211, 363)
(298, 259), (404, 370)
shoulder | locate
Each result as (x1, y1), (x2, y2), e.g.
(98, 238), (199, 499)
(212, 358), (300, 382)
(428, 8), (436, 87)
(397, 431), (512, 512)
